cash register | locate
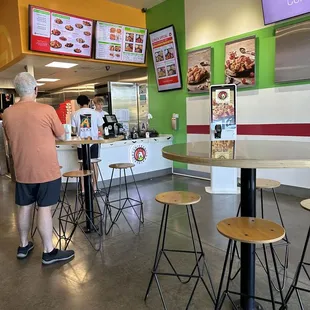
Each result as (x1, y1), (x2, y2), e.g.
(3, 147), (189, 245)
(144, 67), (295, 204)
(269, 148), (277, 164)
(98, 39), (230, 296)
(103, 114), (119, 138)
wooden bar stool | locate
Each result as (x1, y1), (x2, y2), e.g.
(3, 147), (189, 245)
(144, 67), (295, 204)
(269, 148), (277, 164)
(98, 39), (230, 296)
(58, 170), (104, 251)
(78, 158), (107, 195)
(144, 191), (216, 309)
(216, 217), (286, 310)
(236, 178), (289, 291)
(105, 163), (143, 235)
(281, 199), (310, 309)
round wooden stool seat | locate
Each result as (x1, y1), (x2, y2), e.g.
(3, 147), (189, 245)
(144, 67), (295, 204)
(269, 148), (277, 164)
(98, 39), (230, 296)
(238, 178), (281, 189)
(217, 217), (285, 244)
(78, 159), (102, 164)
(256, 179), (281, 189)
(300, 199), (310, 211)
(156, 191), (201, 206)
(109, 163), (135, 169)
(63, 170), (92, 178)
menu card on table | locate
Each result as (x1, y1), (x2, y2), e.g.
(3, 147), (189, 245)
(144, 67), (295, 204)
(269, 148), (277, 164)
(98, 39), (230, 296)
(29, 6), (93, 58)
(95, 21), (147, 64)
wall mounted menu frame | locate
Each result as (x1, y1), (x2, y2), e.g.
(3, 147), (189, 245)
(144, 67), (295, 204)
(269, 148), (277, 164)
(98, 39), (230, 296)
(95, 21), (148, 64)
(149, 25), (182, 92)
(225, 36), (256, 88)
(187, 47), (212, 93)
(29, 5), (94, 58)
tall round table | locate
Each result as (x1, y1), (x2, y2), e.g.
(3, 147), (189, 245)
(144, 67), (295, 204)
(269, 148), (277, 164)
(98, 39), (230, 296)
(56, 136), (123, 232)
(162, 140), (310, 310)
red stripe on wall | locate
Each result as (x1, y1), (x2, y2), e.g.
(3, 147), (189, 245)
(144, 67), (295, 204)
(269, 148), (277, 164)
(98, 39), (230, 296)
(187, 125), (210, 134)
(187, 124), (310, 137)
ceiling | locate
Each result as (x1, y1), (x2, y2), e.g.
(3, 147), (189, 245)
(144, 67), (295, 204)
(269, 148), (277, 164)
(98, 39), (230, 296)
(108, 0), (165, 9)
(0, 55), (139, 91)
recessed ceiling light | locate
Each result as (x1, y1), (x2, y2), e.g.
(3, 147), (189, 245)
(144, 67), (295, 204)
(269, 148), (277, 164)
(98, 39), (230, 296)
(36, 83), (45, 86)
(45, 62), (78, 69)
(37, 78), (60, 82)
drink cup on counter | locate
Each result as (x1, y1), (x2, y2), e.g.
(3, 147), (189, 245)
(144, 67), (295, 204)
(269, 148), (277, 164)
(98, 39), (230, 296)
(64, 124), (71, 140)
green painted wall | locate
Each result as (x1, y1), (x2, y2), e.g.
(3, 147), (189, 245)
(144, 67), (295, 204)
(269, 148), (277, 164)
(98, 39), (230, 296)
(146, 0), (187, 169)
(187, 15), (310, 95)
(146, 1), (310, 169)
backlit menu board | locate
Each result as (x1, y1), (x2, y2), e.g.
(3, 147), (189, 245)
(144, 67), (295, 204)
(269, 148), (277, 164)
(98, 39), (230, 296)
(149, 25), (182, 92)
(29, 6), (93, 58)
(95, 21), (147, 64)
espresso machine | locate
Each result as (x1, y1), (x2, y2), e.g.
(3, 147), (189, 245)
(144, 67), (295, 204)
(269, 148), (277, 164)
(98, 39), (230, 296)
(103, 114), (119, 138)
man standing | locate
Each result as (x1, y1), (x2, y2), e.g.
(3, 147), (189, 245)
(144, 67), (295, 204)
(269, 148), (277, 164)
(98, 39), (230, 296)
(3, 72), (74, 265)
(93, 96), (108, 118)
(71, 95), (104, 191)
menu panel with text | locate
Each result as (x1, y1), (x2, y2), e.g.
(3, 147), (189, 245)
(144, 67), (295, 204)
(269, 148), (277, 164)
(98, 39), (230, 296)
(95, 21), (147, 64)
(150, 25), (182, 92)
(29, 6), (93, 58)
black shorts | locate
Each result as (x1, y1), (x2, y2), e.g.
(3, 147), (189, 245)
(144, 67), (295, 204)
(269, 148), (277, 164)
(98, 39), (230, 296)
(15, 178), (61, 207)
(77, 144), (99, 160)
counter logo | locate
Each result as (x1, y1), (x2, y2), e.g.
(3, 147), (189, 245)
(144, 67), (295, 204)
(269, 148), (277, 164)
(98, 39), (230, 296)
(131, 145), (148, 164)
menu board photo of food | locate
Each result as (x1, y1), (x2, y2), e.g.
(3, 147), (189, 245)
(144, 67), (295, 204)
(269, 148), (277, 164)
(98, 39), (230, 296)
(95, 21), (147, 64)
(225, 36), (256, 88)
(29, 6), (93, 58)
(150, 25), (182, 92)
(187, 47), (211, 93)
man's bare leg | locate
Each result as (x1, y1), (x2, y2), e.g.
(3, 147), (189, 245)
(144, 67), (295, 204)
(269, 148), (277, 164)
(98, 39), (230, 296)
(17, 204), (33, 247)
(37, 206), (54, 253)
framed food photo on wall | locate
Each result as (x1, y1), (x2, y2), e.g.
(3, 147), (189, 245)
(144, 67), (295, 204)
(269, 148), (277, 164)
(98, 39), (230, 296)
(187, 47), (212, 93)
(225, 36), (256, 88)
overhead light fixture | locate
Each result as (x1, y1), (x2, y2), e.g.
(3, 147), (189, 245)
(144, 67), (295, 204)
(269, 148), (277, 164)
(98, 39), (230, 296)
(45, 62), (78, 69)
(36, 83), (45, 86)
(37, 78), (60, 82)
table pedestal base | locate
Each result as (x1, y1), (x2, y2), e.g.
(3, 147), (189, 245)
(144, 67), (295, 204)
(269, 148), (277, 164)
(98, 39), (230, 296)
(234, 300), (264, 310)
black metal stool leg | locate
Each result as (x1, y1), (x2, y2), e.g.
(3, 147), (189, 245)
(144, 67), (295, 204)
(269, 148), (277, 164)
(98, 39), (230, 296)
(30, 204), (38, 238)
(282, 225), (310, 309)
(144, 204), (168, 301)
(270, 244), (285, 306)
(223, 241), (238, 310)
(131, 167), (144, 224)
(216, 239), (232, 310)
(190, 204), (216, 302)
(255, 188), (289, 292)
(97, 162), (107, 195)
(105, 168), (114, 235)
(263, 244), (276, 310)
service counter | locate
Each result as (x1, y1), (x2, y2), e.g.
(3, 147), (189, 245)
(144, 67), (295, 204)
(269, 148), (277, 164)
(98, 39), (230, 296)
(57, 134), (173, 184)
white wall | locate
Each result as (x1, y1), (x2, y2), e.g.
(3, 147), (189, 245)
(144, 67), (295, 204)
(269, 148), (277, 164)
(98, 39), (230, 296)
(185, 0), (265, 49)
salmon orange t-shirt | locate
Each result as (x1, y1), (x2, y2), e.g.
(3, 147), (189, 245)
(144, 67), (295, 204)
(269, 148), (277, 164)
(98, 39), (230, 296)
(3, 101), (64, 184)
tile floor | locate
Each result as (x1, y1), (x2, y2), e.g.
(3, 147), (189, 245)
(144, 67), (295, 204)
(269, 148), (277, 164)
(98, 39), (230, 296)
(0, 174), (309, 309)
